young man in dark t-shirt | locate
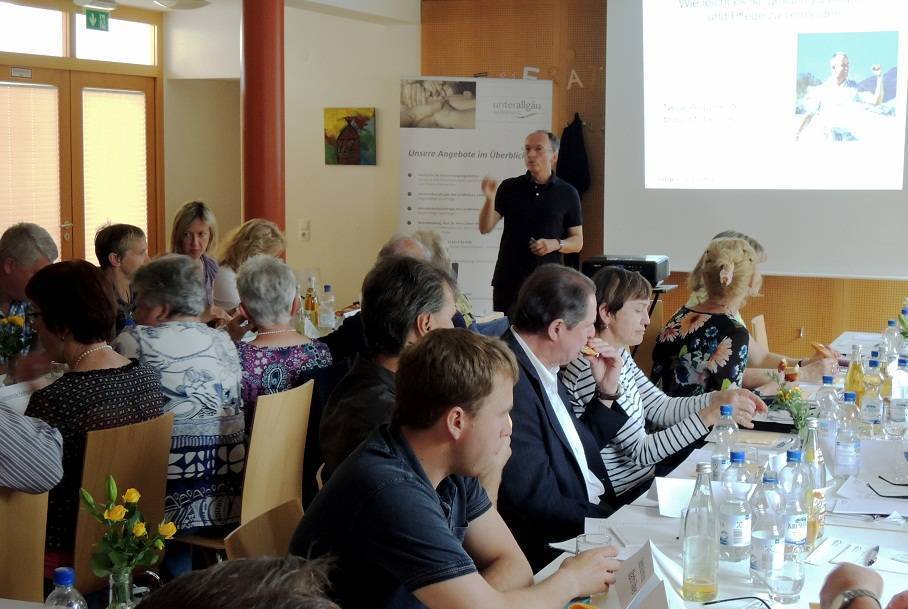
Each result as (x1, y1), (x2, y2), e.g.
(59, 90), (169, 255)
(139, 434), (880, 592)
(291, 329), (620, 609)
(478, 130), (583, 316)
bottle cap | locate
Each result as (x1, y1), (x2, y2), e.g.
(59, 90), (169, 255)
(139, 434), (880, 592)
(323, 284), (332, 292)
(902, 307), (908, 316)
(889, 320), (897, 326)
(806, 417), (818, 429)
(843, 391), (856, 402)
(900, 358), (907, 367)
(762, 473), (778, 483)
(696, 462), (712, 474)
(822, 375), (833, 385)
(729, 450), (745, 462)
(871, 351), (880, 359)
(869, 359), (879, 368)
(53, 567), (75, 586)
(786, 449), (803, 463)
(720, 404), (733, 416)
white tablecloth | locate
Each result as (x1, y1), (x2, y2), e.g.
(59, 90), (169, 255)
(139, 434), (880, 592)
(537, 440), (908, 608)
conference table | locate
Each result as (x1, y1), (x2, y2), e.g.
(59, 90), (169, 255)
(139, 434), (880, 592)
(537, 431), (908, 609)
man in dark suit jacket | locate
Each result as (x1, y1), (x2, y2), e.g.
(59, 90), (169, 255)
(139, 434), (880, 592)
(498, 264), (629, 570)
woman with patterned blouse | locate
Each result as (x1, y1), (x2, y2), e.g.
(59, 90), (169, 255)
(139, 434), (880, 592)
(113, 254), (244, 533)
(562, 267), (764, 499)
(232, 255), (332, 431)
(24, 261), (164, 576)
(652, 237), (761, 396)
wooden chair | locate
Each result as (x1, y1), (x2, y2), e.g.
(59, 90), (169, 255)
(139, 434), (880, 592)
(178, 380), (314, 553)
(223, 499), (303, 560)
(0, 489), (48, 601)
(632, 300), (664, 376)
(73, 414), (174, 595)
(751, 314), (769, 351)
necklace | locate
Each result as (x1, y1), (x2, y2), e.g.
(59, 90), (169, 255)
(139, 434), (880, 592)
(256, 328), (297, 337)
(73, 344), (113, 368)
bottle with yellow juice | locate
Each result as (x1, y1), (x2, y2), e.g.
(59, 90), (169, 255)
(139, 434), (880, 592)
(845, 345), (865, 406)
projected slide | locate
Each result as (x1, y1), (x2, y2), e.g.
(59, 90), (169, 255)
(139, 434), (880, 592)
(643, 0), (908, 190)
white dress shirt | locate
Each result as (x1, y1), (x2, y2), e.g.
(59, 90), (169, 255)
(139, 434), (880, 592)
(512, 330), (605, 504)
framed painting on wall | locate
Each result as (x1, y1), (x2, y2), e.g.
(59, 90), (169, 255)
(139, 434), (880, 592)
(324, 107), (376, 165)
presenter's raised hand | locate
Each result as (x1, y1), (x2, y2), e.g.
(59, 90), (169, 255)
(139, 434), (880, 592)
(481, 176), (499, 200)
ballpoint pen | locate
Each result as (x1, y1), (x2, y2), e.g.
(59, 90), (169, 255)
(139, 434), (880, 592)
(865, 545), (880, 566)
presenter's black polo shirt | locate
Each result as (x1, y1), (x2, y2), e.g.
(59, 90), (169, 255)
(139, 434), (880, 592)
(492, 172), (582, 307)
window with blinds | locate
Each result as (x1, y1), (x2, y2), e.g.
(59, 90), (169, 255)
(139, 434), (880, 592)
(0, 81), (62, 255)
(82, 88), (148, 265)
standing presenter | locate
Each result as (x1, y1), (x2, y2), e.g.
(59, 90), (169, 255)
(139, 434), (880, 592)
(479, 130), (583, 315)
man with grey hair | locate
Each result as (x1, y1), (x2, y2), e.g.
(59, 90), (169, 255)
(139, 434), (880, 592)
(478, 130), (583, 316)
(498, 264), (627, 570)
(319, 256), (456, 479)
(0, 222), (58, 364)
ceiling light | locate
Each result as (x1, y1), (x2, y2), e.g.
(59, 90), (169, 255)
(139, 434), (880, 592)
(73, 0), (117, 10)
(152, 0), (210, 8)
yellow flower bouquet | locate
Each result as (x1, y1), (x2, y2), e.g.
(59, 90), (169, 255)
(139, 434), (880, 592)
(768, 371), (810, 436)
(0, 315), (27, 359)
(79, 475), (177, 580)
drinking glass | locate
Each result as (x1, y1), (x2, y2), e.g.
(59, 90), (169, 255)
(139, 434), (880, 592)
(884, 401), (907, 440)
(574, 533), (612, 554)
(767, 553), (805, 604)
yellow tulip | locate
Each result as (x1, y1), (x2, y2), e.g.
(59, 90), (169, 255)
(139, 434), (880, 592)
(122, 488), (141, 504)
(7, 316), (24, 327)
(132, 522), (147, 537)
(158, 521), (177, 539)
(103, 504), (127, 522)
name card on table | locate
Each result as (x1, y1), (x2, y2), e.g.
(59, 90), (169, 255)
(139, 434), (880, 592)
(614, 542), (684, 609)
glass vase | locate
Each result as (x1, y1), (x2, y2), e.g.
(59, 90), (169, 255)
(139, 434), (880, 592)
(108, 569), (135, 609)
(3, 355), (18, 386)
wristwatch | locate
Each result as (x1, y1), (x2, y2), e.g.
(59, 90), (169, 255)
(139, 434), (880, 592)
(558, 239), (565, 251)
(596, 387), (622, 402)
(828, 589), (882, 609)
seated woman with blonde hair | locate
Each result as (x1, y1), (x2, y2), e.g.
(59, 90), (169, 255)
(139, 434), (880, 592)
(213, 219), (285, 313)
(652, 238), (759, 396)
(686, 230), (836, 387)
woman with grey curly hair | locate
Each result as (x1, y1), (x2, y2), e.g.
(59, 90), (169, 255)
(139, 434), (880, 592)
(232, 254), (332, 431)
(112, 254), (245, 534)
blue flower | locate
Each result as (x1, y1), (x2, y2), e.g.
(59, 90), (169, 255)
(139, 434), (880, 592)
(739, 344), (749, 360)
(704, 326), (718, 338)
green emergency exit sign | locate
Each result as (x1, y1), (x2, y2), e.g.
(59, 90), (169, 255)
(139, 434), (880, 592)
(86, 9), (109, 32)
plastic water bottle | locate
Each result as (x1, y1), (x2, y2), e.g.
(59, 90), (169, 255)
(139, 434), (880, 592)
(317, 284), (336, 331)
(761, 473), (784, 527)
(710, 405), (737, 481)
(884, 319), (902, 361)
(45, 567), (87, 609)
(779, 450), (806, 500)
(749, 475), (784, 584)
(682, 462), (719, 602)
(769, 455), (808, 603)
(887, 358), (908, 439)
(861, 360), (884, 439)
(815, 376), (839, 459)
(719, 451), (752, 562)
(835, 392), (861, 481)
(802, 418), (827, 548)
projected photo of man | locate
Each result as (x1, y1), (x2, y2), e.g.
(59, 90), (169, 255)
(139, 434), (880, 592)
(400, 79), (477, 129)
(794, 31), (898, 143)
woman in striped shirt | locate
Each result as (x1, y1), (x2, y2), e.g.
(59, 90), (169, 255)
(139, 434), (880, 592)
(562, 267), (765, 500)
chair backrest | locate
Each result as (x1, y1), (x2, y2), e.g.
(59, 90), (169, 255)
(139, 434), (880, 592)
(633, 300), (664, 376)
(751, 314), (769, 351)
(74, 413), (174, 594)
(241, 380), (313, 525)
(223, 499), (303, 560)
(0, 489), (48, 601)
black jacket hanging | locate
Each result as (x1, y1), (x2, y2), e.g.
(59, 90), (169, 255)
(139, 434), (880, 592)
(556, 112), (591, 195)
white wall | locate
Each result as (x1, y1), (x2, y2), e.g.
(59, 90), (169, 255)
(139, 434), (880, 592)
(163, 79), (242, 247)
(163, 4), (420, 303)
(283, 10), (419, 305)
